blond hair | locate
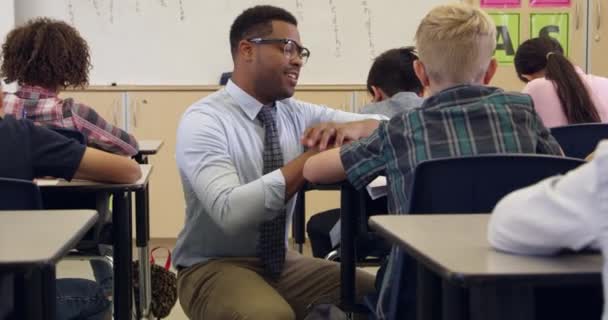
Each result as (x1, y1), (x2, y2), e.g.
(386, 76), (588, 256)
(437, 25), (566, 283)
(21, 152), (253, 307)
(415, 3), (496, 85)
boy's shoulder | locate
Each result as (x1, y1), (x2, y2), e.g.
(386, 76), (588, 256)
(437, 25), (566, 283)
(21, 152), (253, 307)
(485, 87), (534, 106)
(0, 114), (31, 135)
(422, 85), (534, 111)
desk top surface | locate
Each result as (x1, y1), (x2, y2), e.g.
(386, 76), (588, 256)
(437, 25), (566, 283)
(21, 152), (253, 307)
(0, 210), (97, 267)
(369, 214), (603, 285)
(36, 164), (152, 191)
(138, 140), (164, 155)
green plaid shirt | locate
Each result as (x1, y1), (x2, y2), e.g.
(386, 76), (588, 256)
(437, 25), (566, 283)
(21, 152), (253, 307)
(340, 85), (562, 214)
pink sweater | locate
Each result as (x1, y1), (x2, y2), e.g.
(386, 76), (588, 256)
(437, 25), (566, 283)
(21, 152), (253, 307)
(523, 67), (608, 128)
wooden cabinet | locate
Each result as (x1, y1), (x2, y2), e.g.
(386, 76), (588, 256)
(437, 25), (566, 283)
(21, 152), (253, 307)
(589, 0), (608, 76)
(294, 88), (356, 112)
(353, 89), (373, 112)
(59, 91), (124, 128)
(127, 90), (213, 238)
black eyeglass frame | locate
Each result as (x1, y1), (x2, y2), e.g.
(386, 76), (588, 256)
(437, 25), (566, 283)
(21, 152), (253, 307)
(247, 37), (311, 63)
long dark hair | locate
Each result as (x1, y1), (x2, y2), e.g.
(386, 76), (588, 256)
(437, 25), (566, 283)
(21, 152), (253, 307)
(514, 37), (600, 124)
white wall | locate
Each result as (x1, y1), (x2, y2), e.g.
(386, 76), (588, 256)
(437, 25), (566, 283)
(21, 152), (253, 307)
(15, 0), (451, 85)
(1, 0), (15, 92)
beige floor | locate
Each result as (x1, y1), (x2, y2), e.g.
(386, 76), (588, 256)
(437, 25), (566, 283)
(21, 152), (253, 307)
(56, 239), (377, 320)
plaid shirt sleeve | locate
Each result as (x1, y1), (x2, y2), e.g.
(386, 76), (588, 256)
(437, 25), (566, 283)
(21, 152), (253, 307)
(533, 114), (563, 156)
(339, 121), (388, 190)
(70, 101), (140, 156)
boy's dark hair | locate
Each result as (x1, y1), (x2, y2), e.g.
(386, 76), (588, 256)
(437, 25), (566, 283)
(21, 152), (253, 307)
(366, 47), (423, 97)
(229, 5), (298, 58)
(515, 36), (600, 124)
(1, 17), (91, 89)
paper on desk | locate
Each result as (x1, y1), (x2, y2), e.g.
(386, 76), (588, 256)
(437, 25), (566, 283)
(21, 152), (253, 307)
(35, 179), (60, 186)
(366, 176), (387, 200)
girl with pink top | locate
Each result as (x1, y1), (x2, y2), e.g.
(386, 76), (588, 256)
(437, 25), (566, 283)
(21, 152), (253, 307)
(514, 37), (608, 128)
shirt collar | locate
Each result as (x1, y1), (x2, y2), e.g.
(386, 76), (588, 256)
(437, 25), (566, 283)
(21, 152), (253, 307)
(225, 79), (266, 121)
(423, 84), (501, 108)
(17, 85), (58, 99)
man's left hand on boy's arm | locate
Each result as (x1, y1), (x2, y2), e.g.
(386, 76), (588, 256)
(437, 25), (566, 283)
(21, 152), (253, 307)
(301, 119), (380, 151)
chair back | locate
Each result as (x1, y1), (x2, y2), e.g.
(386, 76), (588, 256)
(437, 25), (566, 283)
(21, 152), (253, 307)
(408, 154), (585, 214)
(550, 123), (608, 159)
(48, 127), (87, 145)
(0, 177), (43, 210)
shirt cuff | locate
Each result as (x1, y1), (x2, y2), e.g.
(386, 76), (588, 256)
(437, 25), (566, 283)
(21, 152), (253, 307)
(261, 168), (286, 212)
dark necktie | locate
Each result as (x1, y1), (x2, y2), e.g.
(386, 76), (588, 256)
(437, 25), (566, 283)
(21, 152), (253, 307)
(257, 104), (286, 277)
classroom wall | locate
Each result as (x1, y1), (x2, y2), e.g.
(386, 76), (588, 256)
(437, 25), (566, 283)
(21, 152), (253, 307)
(15, 0), (452, 85)
(0, 0), (15, 91)
(0, 0), (14, 40)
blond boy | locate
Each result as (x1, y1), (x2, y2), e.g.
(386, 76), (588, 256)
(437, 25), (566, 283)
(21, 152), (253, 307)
(303, 3), (561, 318)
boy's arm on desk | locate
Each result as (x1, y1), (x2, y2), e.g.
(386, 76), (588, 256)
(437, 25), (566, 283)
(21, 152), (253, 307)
(74, 147), (142, 184)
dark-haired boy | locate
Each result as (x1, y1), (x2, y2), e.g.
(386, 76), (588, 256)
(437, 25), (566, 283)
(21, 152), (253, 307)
(360, 47), (424, 117)
(307, 47), (425, 259)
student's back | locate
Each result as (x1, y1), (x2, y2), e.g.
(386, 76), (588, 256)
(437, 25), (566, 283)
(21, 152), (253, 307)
(346, 85), (560, 213)
(335, 5), (562, 213)
(1, 17), (139, 156)
(515, 37), (608, 128)
(304, 4), (563, 319)
(0, 114), (85, 180)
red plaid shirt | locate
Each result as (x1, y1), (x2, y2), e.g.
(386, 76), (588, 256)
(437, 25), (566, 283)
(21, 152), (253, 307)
(3, 85), (139, 156)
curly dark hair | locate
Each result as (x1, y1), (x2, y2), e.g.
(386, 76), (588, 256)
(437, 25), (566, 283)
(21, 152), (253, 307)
(229, 5), (297, 57)
(1, 17), (92, 89)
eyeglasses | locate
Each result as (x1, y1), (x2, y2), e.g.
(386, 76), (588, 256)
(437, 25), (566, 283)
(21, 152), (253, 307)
(247, 38), (311, 65)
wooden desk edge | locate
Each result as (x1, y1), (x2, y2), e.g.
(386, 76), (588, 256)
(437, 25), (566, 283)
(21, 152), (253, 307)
(369, 216), (603, 286)
(138, 140), (164, 155)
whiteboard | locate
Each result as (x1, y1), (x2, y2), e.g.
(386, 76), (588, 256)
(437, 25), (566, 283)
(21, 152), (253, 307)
(0, 0), (14, 42)
(15, 0), (451, 85)
(1, 0), (15, 91)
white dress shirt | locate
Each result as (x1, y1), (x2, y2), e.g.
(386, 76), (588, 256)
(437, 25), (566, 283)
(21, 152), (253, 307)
(489, 140), (608, 320)
(173, 80), (385, 267)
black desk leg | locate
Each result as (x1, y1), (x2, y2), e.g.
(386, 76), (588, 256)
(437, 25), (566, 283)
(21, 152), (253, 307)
(135, 187), (149, 251)
(293, 190), (305, 253)
(135, 185), (151, 318)
(18, 265), (56, 320)
(41, 265), (56, 320)
(113, 191), (133, 320)
(340, 184), (356, 312)
(441, 280), (468, 320)
(416, 263), (441, 320)
(469, 285), (535, 320)
(135, 154), (148, 165)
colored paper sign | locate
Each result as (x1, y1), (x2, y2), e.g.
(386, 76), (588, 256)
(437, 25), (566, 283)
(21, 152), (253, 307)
(490, 13), (520, 64)
(530, 0), (571, 8)
(530, 13), (569, 56)
(481, 0), (520, 8)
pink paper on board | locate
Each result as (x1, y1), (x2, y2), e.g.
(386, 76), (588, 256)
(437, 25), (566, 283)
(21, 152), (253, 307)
(480, 0), (520, 8)
(529, 0), (571, 7)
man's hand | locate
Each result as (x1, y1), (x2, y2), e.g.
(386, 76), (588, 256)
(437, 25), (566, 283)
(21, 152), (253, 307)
(301, 119), (380, 151)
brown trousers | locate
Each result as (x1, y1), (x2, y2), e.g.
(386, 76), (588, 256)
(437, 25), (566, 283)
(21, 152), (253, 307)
(177, 251), (375, 320)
